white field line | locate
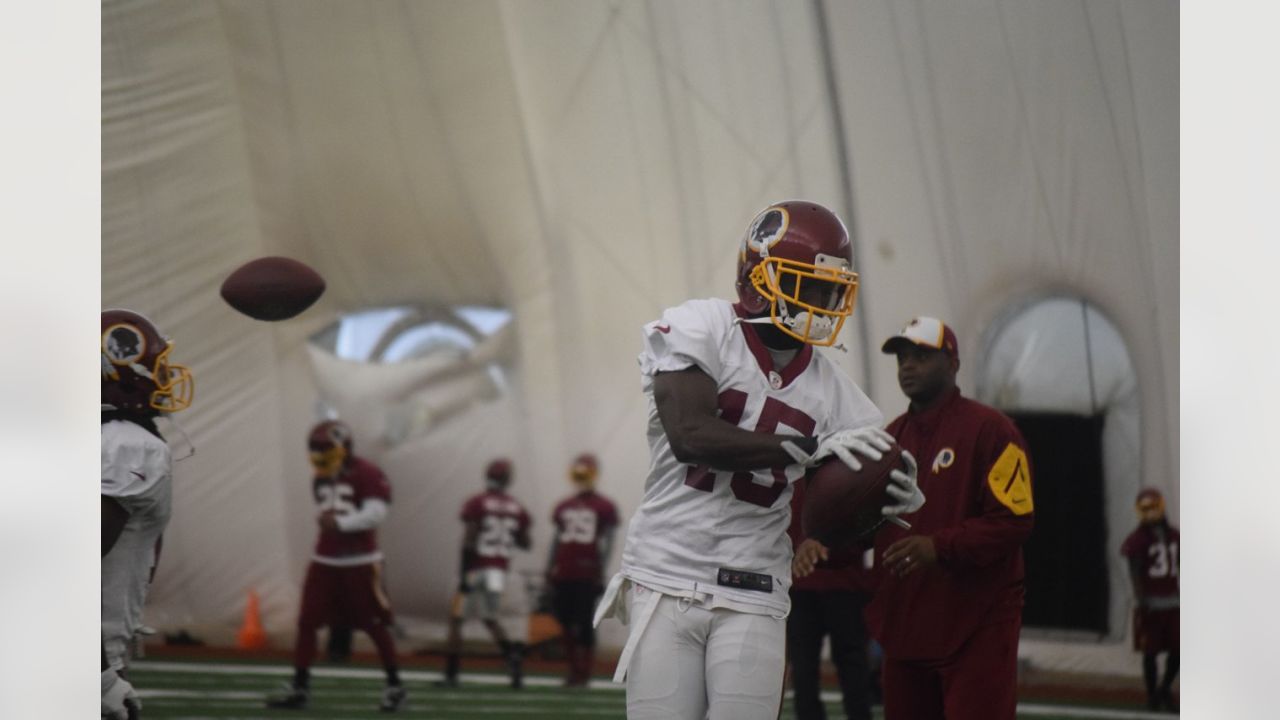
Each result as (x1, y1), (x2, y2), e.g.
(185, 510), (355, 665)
(132, 661), (1167, 720)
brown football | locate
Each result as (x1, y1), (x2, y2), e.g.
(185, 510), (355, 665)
(801, 442), (905, 547)
(220, 257), (326, 321)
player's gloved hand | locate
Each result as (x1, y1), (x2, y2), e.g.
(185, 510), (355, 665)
(782, 426), (895, 472)
(883, 449), (925, 517)
(102, 668), (141, 720)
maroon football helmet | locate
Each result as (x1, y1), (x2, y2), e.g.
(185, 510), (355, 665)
(486, 458), (513, 490)
(308, 420), (353, 477)
(570, 452), (599, 489)
(101, 309), (193, 413)
(734, 201), (859, 346)
(1136, 487), (1166, 525)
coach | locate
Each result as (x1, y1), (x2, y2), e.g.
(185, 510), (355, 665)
(867, 316), (1034, 720)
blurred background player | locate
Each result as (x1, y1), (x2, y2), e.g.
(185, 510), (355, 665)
(266, 420), (405, 712)
(1120, 488), (1179, 712)
(867, 317), (1033, 720)
(595, 201), (923, 720)
(786, 482), (874, 720)
(101, 309), (194, 720)
(441, 458), (532, 688)
(545, 453), (619, 687)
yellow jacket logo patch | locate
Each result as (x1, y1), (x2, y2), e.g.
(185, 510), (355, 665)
(988, 443), (1033, 515)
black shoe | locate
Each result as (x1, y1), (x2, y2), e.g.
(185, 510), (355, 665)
(265, 683), (309, 709)
(379, 684), (407, 712)
(1158, 688), (1178, 714)
(434, 675), (459, 689)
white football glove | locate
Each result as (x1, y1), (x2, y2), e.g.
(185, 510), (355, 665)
(782, 426), (895, 472)
(883, 449), (925, 517)
(102, 668), (140, 720)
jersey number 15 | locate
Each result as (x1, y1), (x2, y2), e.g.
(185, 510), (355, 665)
(683, 389), (816, 508)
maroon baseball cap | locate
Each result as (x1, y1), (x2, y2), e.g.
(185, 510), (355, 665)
(881, 316), (959, 358)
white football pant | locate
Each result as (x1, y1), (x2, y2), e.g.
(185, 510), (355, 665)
(625, 592), (785, 720)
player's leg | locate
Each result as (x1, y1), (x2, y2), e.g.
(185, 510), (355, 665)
(824, 590), (872, 720)
(478, 585), (523, 688)
(268, 563), (332, 708)
(1156, 609), (1179, 711)
(786, 589), (828, 720)
(938, 618), (1019, 720)
(345, 565), (405, 710)
(553, 581), (581, 685)
(1142, 655), (1163, 711)
(577, 582), (605, 685)
(881, 653), (943, 720)
(704, 608), (787, 720)
(626, 593), (711, 719)
(439, 593), (466, 687)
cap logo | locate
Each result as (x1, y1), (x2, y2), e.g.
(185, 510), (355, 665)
(746, 207), (790, 256)
(103, 323), (146, 366)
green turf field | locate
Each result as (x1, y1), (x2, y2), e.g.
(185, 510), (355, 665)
(131, 660), (1171, 719)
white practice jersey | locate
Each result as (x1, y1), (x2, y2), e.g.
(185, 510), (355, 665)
(101, 419), (173, 668)
(620, 298), (882, 616)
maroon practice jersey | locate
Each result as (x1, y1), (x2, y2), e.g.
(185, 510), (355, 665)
(550, 491), (619, 582)
(866, 387), (1035, 661)
(461, 490), (531, 571)
(1120, 523), (1180, 601)
(313, 457), (391, 563)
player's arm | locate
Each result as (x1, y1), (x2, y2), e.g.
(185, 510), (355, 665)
(544, 536), (560, 578)
(332, 497), (389, 532)
(515, 524), (531, 551)
(1127, 554), (1147, 607)
(456, 519), (480, 592)
(597, 525), (616, 567)
(925, 429), (1034, 570)
(654, 367), (818, 470)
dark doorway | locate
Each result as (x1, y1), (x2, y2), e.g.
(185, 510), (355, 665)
(1009, 412), (1110, 635)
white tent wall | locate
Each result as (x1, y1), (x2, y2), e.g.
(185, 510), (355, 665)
(102, 0), (1177, 677)
(102, 0), (303, 636)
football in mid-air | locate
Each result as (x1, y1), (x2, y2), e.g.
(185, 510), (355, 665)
(220, 257), (326, 321)
(801, 442), (906, 547)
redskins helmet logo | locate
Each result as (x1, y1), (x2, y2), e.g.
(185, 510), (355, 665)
(745, 206), (790, 255)
(103, 324), (146, 366)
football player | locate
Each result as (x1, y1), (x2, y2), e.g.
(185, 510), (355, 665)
(440, 459), (532, 689)
(546, 453), (619, 687)
(266, 421), (406, 712)
(594, 201), (924, 720)
(1120, 488), (1179, 712)
(102, 309), (194, 720)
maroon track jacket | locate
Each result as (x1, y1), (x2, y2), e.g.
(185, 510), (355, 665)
(865, 387), (1034, 661)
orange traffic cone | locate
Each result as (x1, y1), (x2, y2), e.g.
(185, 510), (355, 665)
(236, 590), (268, 650)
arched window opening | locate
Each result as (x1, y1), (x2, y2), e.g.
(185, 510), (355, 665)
(306, 305), (514, 446)
(978, 297), (1139, 641)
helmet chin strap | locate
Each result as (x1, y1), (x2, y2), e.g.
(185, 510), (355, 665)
(733, 304), (847, 352)
(157, 415), (197, 462)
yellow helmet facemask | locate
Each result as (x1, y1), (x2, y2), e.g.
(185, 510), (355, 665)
(149, 342), (194, 412)
(748, 255), (859, 346)
(310, 446), (348, 478)
(1136, 494), (1166, 525)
